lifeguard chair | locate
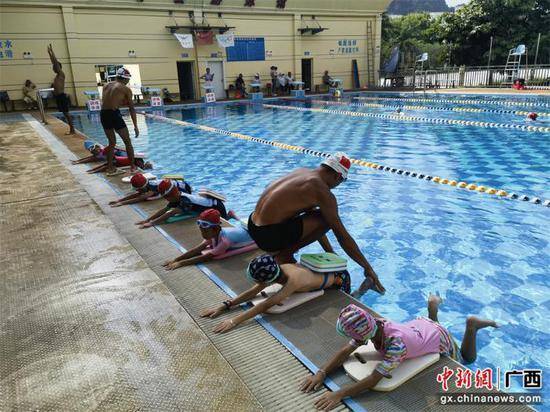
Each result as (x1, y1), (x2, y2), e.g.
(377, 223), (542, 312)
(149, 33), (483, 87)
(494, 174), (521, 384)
(502, 44), (527, 88)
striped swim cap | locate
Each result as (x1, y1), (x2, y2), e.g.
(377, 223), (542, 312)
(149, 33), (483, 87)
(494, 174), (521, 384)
(246, 255), (280, 284)
(336, 304), (378, 342)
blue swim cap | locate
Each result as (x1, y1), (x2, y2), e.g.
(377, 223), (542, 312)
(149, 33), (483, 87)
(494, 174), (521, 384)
(84, 140), (97, 151)
(246, 255), (280, 284)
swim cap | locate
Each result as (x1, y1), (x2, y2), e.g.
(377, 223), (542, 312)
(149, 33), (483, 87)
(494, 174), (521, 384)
(116, 67), (132, 79)
(130, 173), (148, 189)
(198, 208), (221, 225)
(158, 179), (176, 196)
(247, 255), (280, 284)
(528, 112), (538, 120)
(84, 140), (96, 151)
(322, 152), (351, 179)
(336, 304), (378, 342)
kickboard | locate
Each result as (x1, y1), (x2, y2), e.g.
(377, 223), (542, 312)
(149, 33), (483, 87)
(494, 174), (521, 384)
(250, 284), (324, 314)
(300, 253), (347, 272)
(162, 174), (184, 181)
(198, 188), (227, 202)
(343, 341), (440, 391)
(166, 212), (196, 223)
(121, 173), (156, 183)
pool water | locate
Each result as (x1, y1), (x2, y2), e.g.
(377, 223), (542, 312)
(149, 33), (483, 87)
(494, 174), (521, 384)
(67, 92), (548, 406)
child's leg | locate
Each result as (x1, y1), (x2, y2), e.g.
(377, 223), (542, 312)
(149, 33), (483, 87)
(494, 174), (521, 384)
(460, 317), (498, 364)
(428, 293), (443, 322)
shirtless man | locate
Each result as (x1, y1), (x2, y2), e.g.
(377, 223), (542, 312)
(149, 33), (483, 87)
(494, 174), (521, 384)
(100, 67), (139, 175)
(248, 152), (385, 294)
(47, 44), (75, 134)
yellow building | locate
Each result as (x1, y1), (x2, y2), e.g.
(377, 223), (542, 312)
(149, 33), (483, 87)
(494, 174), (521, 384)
(0, 0), (390, 107)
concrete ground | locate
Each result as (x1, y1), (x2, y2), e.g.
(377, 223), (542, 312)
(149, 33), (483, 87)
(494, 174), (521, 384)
(0, 118), (261, 411)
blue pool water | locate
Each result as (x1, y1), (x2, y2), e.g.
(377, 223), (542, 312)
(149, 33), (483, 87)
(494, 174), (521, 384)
(66, 93), (548, 407)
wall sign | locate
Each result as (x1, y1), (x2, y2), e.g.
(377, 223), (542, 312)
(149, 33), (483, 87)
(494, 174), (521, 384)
(205, 92), (216, 103)
(87, 99), (101, 112)
(151, 96), (163, 107)
(0, 40), (14, 59)
(337, 39), (359, 54)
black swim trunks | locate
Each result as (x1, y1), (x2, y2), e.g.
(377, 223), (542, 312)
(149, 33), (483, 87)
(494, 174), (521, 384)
(54, 93), (70, 113)
(247, 213), (304, 252)
(168, 196), (228, 219)
(100, 109), (127, 131)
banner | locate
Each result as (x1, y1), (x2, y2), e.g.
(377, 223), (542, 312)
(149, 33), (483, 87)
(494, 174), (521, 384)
(196, 30), (214, 45)
(216, 31), (235, 48)
(174, 33), (193, 49)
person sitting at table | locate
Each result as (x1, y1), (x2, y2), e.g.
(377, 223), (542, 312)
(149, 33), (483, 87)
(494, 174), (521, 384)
(22, 80), (38, 109)
(235, 74), (247, 98)
(323, 70), (336, 88)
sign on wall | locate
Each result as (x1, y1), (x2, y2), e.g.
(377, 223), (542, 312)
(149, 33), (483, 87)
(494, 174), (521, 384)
(0, 40), (14, 59)
(337, 39), (359, 54)
(226, 37), (265, 62)
(151, 96), (163, 107)
(87, 99), (101, 112)
(205, 92), (216, 103)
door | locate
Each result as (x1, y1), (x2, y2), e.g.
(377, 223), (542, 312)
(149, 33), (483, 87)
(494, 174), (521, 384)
(207, 61), (225, 99)
(177, 61), (195, 101)
(301, 58), (312, 91)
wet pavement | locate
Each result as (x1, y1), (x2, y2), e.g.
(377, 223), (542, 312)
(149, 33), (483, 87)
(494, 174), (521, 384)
(0, 119), (261, 411)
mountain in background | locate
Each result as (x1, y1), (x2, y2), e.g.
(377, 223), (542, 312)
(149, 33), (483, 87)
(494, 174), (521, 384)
(387, 0), (452, 15)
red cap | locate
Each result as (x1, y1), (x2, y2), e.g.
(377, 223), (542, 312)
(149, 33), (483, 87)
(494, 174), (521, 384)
(528, 112), (538, 120)
(158, 179), (176, 196)
(198, 208), (221, 225)
(130, 173), (148, 189)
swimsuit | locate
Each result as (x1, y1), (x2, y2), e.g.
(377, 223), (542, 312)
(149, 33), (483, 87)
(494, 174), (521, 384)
(54, 93), (70, 113)
(203, 225), (255, 256)
(247, 213), (304, 252)
(100, 109), (127, 131)
(148, 180), (192, 195)
(313, 270), (351, 294)
(168, 193), (227, 218)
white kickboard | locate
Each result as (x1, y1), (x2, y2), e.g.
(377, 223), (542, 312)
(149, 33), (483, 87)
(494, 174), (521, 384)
(121, 173), (157, 183)
(343, 342), (440, 391)
(250, 284), (324, 314)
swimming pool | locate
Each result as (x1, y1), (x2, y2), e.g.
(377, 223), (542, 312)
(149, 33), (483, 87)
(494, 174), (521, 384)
(66, 92), (549, 404)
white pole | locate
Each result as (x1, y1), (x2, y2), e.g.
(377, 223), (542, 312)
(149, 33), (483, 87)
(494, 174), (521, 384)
(534, 33), (541, 66)
(486, 36), (493, 85)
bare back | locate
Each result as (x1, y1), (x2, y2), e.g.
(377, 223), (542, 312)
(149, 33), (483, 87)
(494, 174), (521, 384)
(253, 168), (328, 225)
(101, 81), (132, 110)
(52, 71), (65, 95)
(279, 263), (337, 292)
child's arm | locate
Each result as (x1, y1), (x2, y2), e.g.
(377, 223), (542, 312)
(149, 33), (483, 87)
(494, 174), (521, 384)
(200, 283), (266, 319)
(86, 163), (107, 174)
(110, 192), (151, 207)
(135, 206), (170, 225)
(212, 281), (298, 333)
(300, 343), (357, 392)
(72, 155), (97, 164)
(164, 242), (213, 270)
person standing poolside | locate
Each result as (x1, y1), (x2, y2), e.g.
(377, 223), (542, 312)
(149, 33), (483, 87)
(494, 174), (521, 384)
(201, 68), (214, 88)
(300, 297), (498, 411)
(47, 44), (75, 134)
(100, 67), (139, 175)
(248, 152), (385, 294)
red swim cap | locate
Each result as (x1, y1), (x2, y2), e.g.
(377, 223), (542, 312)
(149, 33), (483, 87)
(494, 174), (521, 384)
(198, 208), (221, 225)
(130, 173), (148, 189)
(528, 112), (538, 120)
(158, 179), (176, 196)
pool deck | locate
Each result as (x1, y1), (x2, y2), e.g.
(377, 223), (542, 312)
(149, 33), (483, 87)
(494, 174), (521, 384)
(1, 110), (534, 411)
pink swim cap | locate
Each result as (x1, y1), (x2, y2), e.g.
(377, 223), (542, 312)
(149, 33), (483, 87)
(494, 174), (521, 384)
(336, 304), (378, 342)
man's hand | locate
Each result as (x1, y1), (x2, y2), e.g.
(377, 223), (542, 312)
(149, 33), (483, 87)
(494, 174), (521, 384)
(134, 127), (139, 138)
(300, 372), (325, 393)
(213, 318), (237, 333)
(200, 306), (226, 319)
(314, 391), (343, 411)
(364, 268), (385, 294)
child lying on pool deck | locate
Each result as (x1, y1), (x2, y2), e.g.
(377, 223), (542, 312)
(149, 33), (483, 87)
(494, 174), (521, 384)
(71, 141), (126, 165)
(162, 209), (256, 270)
(200, 254), (351, 333)
(109, 173), (192, 207)
(86, 156), (152, 174)
(136, 179), (228, 228)
(299, 296), (498, 411)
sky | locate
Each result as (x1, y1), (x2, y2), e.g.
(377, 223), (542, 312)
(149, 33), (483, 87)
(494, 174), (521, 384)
(446, 0), (471, 6)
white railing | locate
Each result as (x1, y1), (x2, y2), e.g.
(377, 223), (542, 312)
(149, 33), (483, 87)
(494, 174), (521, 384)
(36, 88), (54, 124)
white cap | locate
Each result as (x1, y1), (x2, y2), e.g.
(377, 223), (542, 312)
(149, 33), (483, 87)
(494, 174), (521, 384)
(321, 152), (351, 179)
(116, 67), (131, 79)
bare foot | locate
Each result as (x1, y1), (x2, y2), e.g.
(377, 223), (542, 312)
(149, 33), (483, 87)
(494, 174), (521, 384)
(428, 293), (443, 322)
(466, 316), (499, 331)
(66, 130), (75, 135)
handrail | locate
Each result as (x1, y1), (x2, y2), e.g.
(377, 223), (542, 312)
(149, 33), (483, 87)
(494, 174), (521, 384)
(36, 88), (54, 125)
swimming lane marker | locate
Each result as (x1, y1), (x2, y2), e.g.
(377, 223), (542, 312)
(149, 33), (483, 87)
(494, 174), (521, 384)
(140, 112), (548, 208)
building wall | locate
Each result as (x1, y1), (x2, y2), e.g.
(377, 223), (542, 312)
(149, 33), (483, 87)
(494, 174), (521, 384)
(0, 0), (390, 106)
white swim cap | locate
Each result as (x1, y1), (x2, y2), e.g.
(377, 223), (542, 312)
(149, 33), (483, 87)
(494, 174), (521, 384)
(116, 67), (131, 79)
(322, 152), (351, 179)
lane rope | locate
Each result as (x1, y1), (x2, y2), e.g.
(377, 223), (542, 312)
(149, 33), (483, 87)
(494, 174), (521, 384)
(311, 99), (550, 117)
(354, 95), (550, 108)
(263, 103), (550, 133)
(141, 112), (549, 208)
